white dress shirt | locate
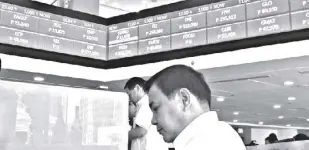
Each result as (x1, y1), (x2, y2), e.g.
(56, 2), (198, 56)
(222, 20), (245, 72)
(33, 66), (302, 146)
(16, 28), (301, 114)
(131, 95), (168, 150)
(173, 111), (246, 150)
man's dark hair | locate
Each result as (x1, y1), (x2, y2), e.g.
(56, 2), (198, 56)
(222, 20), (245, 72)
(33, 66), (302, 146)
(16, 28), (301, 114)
(124, 77), (146, 90)
(144, 65), (211, 107)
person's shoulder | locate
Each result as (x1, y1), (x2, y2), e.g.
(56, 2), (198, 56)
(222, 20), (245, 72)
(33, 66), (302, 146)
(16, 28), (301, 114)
(217, 121), (247, 149)
(216, 121), (239, 137)
(217, 121), (235, 130)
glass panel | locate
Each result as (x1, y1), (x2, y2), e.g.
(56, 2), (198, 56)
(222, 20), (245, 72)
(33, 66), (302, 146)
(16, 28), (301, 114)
(0, 80), (128, 150)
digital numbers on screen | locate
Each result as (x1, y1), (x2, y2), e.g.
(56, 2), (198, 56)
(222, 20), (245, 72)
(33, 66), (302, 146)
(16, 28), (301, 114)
(49, 22), (66, 35)
(0, 0), (307, 61)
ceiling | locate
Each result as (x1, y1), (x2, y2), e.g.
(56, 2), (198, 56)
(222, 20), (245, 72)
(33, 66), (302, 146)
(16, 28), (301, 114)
(104, 56), (309, 129)
(1, 44), (309, 130)
(33, 0), (185, 18)
(0, 69), (107, 90)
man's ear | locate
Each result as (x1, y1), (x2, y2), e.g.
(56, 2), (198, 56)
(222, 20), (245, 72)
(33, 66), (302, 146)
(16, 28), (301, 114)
(179, 88), (191, 111)
(135, 84), (142, 93)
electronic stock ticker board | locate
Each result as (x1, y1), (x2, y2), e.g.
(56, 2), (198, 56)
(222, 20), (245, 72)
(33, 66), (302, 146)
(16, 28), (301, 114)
(0, 0), (309, 61)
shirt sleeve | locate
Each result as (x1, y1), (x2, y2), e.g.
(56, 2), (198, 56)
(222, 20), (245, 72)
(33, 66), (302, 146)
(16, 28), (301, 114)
(135, 104), (153, 130)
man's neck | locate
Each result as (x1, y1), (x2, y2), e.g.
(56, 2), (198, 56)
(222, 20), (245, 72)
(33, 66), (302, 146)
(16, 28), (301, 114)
(136, 93), (146, 103)
(178, 110), (208, 134)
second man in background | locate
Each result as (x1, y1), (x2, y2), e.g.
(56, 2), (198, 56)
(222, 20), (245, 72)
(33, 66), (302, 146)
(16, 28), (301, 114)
(125, 77), (168, 150)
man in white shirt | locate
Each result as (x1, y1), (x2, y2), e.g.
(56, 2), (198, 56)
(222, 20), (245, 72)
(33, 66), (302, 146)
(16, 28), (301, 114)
(128, 101), (136, 150)
(125, 77), (168, 150)
(144, 65), (246, 150)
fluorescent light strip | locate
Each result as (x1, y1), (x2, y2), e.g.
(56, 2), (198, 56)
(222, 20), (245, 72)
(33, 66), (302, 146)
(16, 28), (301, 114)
(1, 40), (309, 82)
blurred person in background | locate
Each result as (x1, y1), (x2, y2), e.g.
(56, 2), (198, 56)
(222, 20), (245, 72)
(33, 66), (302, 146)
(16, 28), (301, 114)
(293, 133), (309, 141)
(125, 77), (168, 150)
(265, 133), (278, 144)
(265, 137), (269, 144)
(144, 65), (246, 150)
(129, 102), (136, 127)
(128, 101), (137, 150)
(246, 140), (258, 146)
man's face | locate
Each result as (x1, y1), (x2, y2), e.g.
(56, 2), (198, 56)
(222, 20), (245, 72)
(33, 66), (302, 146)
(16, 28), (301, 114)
(148, 85), (184, 143)
(126, 88), (139, 104)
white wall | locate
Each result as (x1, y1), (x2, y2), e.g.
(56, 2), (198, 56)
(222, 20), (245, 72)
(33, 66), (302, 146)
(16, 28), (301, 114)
(277, 129), (298, 140)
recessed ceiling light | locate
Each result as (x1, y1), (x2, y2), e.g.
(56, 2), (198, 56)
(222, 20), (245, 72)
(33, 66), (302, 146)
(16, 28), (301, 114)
(258, 122), (264, 125)
(238, 128), (243, 134)
(288, 97), (296, 101)
(284, 81), (294, 86)
(216, 97), (225, 102)
(278, 116), (284, 119)
(99, 85), (109, 89)
(286, 124), (291, 127)
(34, 76), (44, 82)
(273, 104), (281, 109)
(306, 119), (309, 122)
(142, 0), (148, 4)
(233, 120), (238, 123)
(233, 112), (239, 115)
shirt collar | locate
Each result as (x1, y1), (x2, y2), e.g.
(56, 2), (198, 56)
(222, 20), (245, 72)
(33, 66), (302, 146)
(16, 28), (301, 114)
(137, 95), (148, 106)
(173, 111), (219, 150)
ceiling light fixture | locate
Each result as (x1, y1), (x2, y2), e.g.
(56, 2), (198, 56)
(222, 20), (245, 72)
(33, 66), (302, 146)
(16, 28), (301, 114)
(233, 112), (239, 115)
(286, 124), (291, 127)
(288, 97), (296, 101)
(306, 119), (309, 122)
(142, 0), (148, 4)
(238, 128), (243, 134)
(273, 104), (281, 109)
(216, 97), (225, 102)
(233, 120), (238, 123)
(34, 76), (44, 82)
(284, 81), (294, 86)
(258, 122), (264, 125)
(278, 116), (284, 119)
(99, 85), (109, 89)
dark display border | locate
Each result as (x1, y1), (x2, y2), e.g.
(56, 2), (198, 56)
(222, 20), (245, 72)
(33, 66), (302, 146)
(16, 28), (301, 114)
(0, 0), (308, 69)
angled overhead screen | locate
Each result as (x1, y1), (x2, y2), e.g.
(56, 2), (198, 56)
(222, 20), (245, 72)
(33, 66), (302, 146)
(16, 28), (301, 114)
(0, 2), (108, 60)
(0, 0), (308, 69)
(107, 0), (309, 60)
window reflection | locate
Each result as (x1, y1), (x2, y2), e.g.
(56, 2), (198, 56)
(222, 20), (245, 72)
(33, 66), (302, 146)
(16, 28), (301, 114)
(0, 80), (128, 149)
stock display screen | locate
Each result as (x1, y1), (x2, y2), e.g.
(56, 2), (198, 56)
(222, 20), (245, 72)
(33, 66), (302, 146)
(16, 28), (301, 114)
(0, 2), (107, 60)
(108, 0), (309, 60)
(1, 0), (309, 61)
